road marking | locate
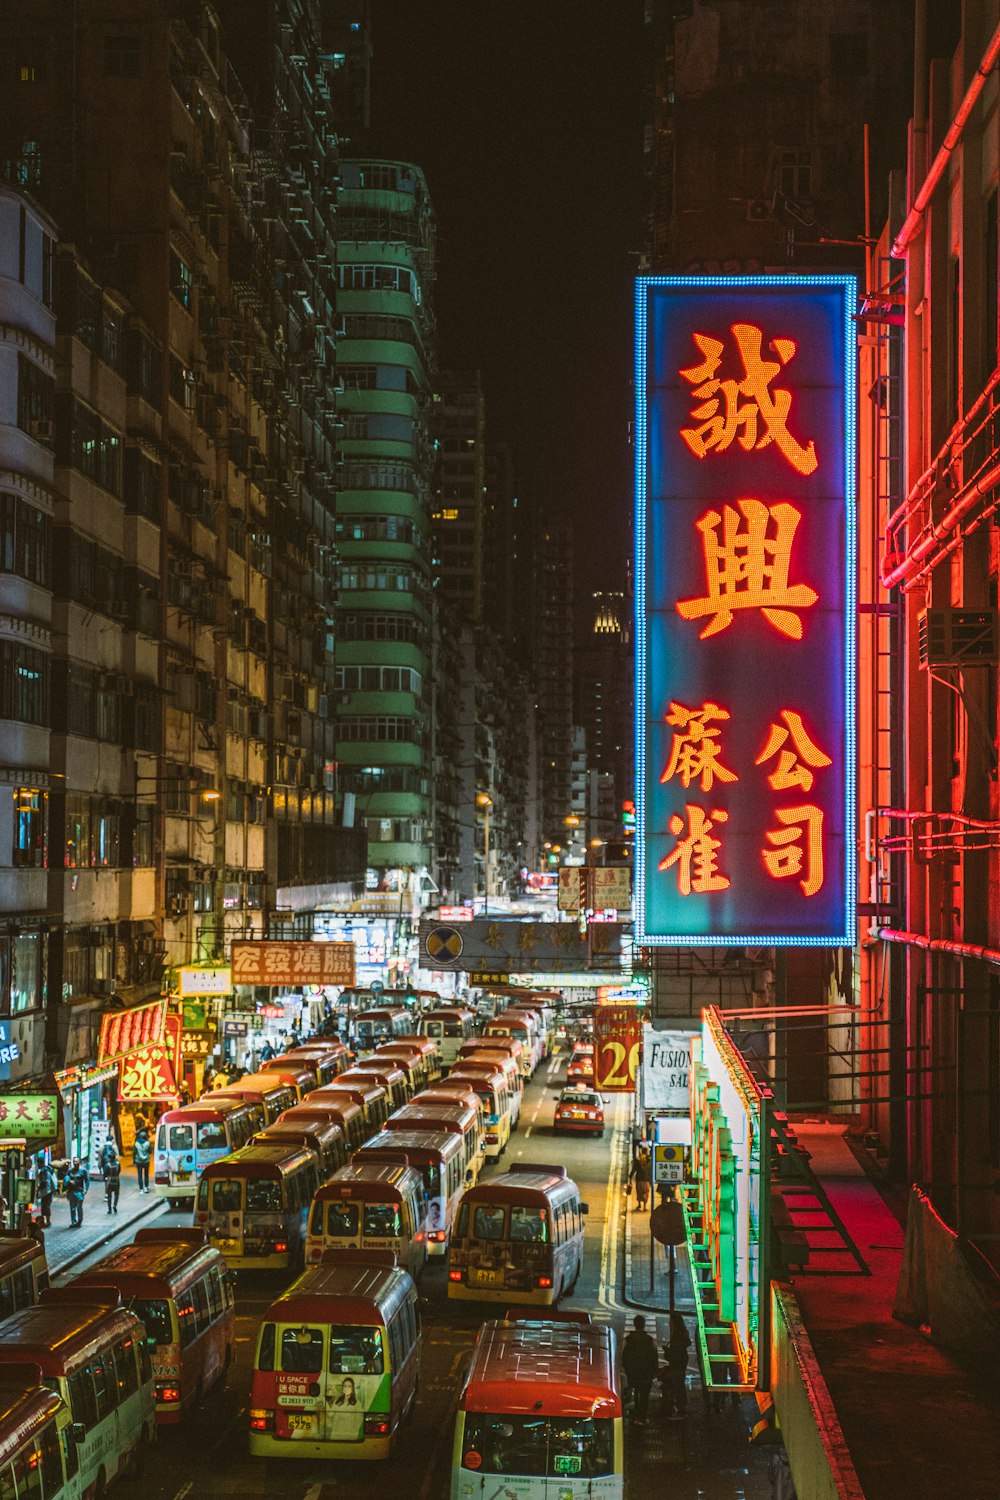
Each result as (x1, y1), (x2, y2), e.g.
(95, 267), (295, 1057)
(303, 1486), (324, 1500)
(524, 1126), (532, 1136)
(598, 1095), (628, 1312)
(171, 1484), (193, 1500)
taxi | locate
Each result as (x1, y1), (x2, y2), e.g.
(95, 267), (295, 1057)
(566, 1043), (595, 1085)
(553, 1086), (605, 1137)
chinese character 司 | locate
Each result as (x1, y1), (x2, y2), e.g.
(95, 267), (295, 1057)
(661, 700), (738, 792)
(756, 709), (832, 791)
(676, 499), (817, 640)
(659, 805), (731, 895)
(763, 805), (824, 896)
(679, 323), (818, 477)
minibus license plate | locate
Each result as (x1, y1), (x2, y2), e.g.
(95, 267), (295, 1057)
(472, 1268), (497, 1284)
(176, 1171), (190, 1181)
(286, 1413), (316, 1435)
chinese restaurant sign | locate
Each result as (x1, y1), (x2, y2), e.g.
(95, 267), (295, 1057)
(635, 275), (856, 944)
(230, 941), (356, 988)
(98, 1000), (168, 1066)
(593, 1003), (642, 1092)
(0, 1093), (59, 1142)
(177, 965), (232, 997)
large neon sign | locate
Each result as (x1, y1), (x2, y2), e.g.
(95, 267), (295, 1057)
(635, 277), (856, 945)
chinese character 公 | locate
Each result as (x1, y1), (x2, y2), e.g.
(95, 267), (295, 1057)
(763, 805), (824, 896)
(755, 710), (832, 792)
(659, 805), (731, 895)
(676, 499), (818, 640)
(661, 700), (739, 792)
(679, 323), (819, 476)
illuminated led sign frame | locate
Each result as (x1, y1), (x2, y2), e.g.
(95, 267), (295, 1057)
(635, 275), (856, 945)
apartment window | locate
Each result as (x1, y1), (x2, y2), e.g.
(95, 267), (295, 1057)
(169, 250), (193, 311)
(336, 514), (417, 545)
(104, 35), (140, 77)
(0, 494), (50, 586)
(192, 879), (214, 913)
(133, 805), (154, 868)
(95, 803), (121, 866)
(10, 138), (42, 189)
(0, 641), (47, 724)
(123, 448), (161, 522)
(16, 355), (53, 441)
(337, 263), (419, 301)
(225, 781), (244, 822)
(5, 931), (45, 1014)
(168, 355), (196, 411)
(775, 150), (812, 199)
(336, 716), (421, 744)
(336, 665), (422, 695)
(340, 364), (379, 390)
(12, 788), (46, 868)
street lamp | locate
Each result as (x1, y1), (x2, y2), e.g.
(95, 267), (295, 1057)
(476, 793), (493, 912)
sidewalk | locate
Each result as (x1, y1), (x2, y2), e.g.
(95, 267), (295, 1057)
(43, 1173), (167, 1279)
(786, 1124), (1000, 1500)
(622, 1190), (772, 1499)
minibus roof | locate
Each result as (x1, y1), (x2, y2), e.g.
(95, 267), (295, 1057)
(70, 1234), (221, 1292)
(315, 1162), (423, 1198)
(262, 1260), (413, 1326)
(199, 1141), (315, 1175)
(460, 1319), (620, 1419)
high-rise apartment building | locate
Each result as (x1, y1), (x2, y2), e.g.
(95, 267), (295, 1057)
(531, 512), (575, 844)
(575, 590), (633, 843)
(432, 370), (485, 624)
(334, 158), (437, 885)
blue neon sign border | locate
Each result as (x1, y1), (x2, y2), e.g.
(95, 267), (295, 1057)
(634, 273), (857, 947)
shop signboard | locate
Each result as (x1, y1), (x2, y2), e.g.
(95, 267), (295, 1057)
(98, 1000), (168, 1066)
(231, 941), (355, 988)
(223, 1020), (249, 1038)
(0, 1093), (59, 1143)
(118, 1042), (178, 1103)
(177, 965), (232, 997)
(635, 274), (856, 946)
(181, 1002), (207, 1030)
(641, 1026), (693, 1112)
(560, 868), (632, 912)
(592, 1004), (642, 1093)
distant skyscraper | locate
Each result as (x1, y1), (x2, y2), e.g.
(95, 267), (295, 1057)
(432, 370), (485, 623)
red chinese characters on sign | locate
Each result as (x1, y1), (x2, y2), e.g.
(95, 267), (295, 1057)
(679, 323), (818, 476)
(593, 1004), (642, 1093)
(661, 701), (738, 791)
(118, 1014), (182, 1103)
(676, 500), (817, 640)
(230, 941), (356, 989)
(98, 1000), (168, 1066)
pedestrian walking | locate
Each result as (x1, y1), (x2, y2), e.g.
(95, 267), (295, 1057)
(132, 1129), (152, 1193)
(622, 1314), (660, 1424)
(102, 1151), (121, 1214)
(664, 1311), (691, 1417)
(61, 1159), (89, 1227)
(629, 1146), (652, 1210)
(35, 1158), (55, 1227)
(98, 1139), (118, 1176)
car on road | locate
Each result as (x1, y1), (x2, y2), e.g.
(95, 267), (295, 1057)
(553, 1086), (605, 1137)
(566, 1043), (595, 1084)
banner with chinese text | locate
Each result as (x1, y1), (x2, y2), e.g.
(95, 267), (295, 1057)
(230, 941), (356, 988)
(118, 1014), (182, 1103)
(635, 275), (856, 944)
(593, 1004), (642, 1092)
(98, 1000), (168, 1066)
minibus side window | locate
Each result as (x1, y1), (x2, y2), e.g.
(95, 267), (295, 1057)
(455, 1202), (469, 1238)
(92, 1354), (113, 1418)
(387, 1314), (403, 1371)
(192, 1276), (211, 1334)
(39, 1420), (62, 1491)
(113, 1337), (138, 1398)
(207, 1266), (223, 1321)
(68, 1367), (97, 1428)
(257, 1323), (276, 1372)
(177, 1291), (197, 1349)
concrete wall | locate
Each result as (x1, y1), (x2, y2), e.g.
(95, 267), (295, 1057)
(770, 1284), (866, 1500)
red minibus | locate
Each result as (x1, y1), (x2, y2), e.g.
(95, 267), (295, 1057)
(0, 1368), (79, 1497)
(0, 1232), (48, 1317)
(258, 1060), (320, 1099)
(446, 1066), (514, 1159)
(195, 1142), (321, 1269)
(308, 1079), (389, 1135)
(253, 1116), (347, 1179)
(287, 1041), (352, 1082)
(280, 1100), (367, 1156)
(354, 1128), (465, 1254)
(212, 1074), (297, 1123)
(70, 1227), (235, 1423)
(306, 1162), (427, 1280)
(340, 1062), (411, 1111)
(249, 1252), (420, 1460)
(385, 1099), (482, 1183)
(372, 1044), (427, 1093)
(154, 1098), (263, 1207)
(457, 1048), (523, 1126)
(390, 1034), (443, 1083)
(458, 1034), (527, 1082)
(0, 1293), (156, 1492)
(448, 1164), (588, 1305)
(451, 1317), (623, 1497)
(352, 1006), (412, 1051)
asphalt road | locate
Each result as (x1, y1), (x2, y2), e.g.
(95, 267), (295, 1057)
(55, 1051), (632, 1500)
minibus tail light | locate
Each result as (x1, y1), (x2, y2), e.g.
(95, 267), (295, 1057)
(274, 1241), (288, 1254)
(249, 1409), (274, 1433)
(448, 1269), (463, 1282)
(537, 1276), (553, 1289)
(156, 1383), (181, 1404)
(431, 1229), (447, 1243)
(364, 1416), (390, 1436)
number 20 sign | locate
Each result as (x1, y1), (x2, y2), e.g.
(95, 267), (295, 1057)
(593, 1004), (643, 1093)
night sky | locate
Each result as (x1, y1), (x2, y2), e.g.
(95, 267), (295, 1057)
(369, 2), (647, 603)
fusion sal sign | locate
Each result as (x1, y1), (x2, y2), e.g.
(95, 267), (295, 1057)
(634, 275), (856, 945)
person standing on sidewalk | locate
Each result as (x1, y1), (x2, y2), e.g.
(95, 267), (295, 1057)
(102, 1149), (121, 1214)
(664, 1311), (691, 1417)
(629, 1147), (652, 1211)
(35, 1157), (56, 1227)
(132, 1129), (152, 1194)
(62, 1159), (88, 1227)
(622, 1314), (660, 1425)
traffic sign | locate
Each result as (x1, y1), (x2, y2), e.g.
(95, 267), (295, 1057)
(370, 981), (384, 995)
(653, 1142), (686, 1185)
(424, 925), (465, 965)
(649, 1200), (686, 1246)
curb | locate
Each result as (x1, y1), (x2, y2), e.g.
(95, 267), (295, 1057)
(48, 1196), (166, 1279)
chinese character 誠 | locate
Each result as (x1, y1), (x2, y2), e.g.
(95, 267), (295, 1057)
(678, 323), (818, 477)
(659, 805), (731, 895)
(756, 710), (832, 791)
(676, 499), (818, 640)
(661, 700), (738, 792)
(763, 805), (825, 896)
